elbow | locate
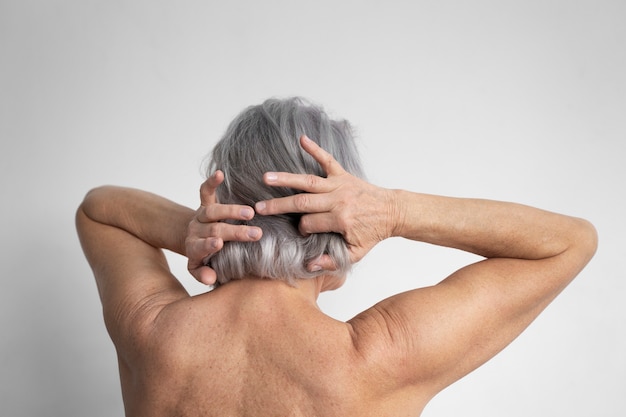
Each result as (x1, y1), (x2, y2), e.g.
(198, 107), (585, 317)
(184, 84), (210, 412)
(76, 187), (102, 227)
(572, 217), (598, 264)
(76, 188), (97, 223)
(78, 185), (116, 215)
(80, 185), (112, 204)
(76, 186), (118, 231)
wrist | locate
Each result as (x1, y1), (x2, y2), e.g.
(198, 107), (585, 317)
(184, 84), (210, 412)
(387, 188), (432, 242)
(386, 190), (406, 237)
(387, 188), (407, 239)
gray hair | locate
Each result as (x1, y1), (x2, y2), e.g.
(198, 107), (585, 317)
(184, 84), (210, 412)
(205, 97), (365, 285)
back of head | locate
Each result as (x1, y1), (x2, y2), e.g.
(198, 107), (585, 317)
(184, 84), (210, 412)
(206, 97), (365, 285)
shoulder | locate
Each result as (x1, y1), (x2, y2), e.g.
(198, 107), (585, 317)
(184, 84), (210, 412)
(348, 303), (420, 384)
(346, 283), (470, 395)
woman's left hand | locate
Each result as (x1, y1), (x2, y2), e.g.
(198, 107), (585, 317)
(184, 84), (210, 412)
(254, 136), (395, 270)
(186, 171), (262, 285)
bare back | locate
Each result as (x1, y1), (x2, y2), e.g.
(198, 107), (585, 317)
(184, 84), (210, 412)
(117, 279), (428, 417)
(76, 164), (597, 417)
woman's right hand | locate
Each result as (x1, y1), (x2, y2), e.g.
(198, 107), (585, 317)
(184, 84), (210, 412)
(186, 170), (262, 285)
(254, 136), (398, 271)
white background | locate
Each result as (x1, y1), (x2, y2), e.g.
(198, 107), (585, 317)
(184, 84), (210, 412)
(1, 1), (624, 416)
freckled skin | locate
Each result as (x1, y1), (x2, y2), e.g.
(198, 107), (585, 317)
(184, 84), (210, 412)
(77, 139), (596, 416)
(116, 278), (427, 417)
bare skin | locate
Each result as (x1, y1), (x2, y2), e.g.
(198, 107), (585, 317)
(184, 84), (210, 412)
(76, 136), (597, 417)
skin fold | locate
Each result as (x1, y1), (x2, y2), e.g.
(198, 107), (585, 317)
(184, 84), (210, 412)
(76, 136), (597, 417)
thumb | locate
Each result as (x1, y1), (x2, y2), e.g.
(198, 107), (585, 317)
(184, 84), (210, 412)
(307, 254), (337, 273)
(200, 170), (224, 206)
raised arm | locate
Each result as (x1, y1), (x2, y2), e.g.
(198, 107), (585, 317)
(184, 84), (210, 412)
(256, 136), (598, 394)
(370, 191), (596, 392)
(76, 175), (262, 343)
(76, 186), (194, 343)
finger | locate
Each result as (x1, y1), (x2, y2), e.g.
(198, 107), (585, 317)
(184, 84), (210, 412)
(193, 222), (262, 243)
(298, 212), (340, 235)
(255, 193), (332, 216)
(262, 171), (330, 193)
(306, 254), (338, 272)
(186, 237), (223, 264)
(218, 224), (262, 242)
(187, 237), (221, 285)
(300, 135), (346, 176)
(187, 238), (221, 285)
(199, 170), (224, 207)
(196, 203), (255, 224)
(198, 267), (218, 285)
(188, 263), (218, 285)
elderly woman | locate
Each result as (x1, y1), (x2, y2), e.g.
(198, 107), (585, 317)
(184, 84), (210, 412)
(76, 98), (597, 417)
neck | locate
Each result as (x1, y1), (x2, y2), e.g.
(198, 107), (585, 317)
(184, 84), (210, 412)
(215, 276), (325, 308)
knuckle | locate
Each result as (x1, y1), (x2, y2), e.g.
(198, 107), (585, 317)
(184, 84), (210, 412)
(206, 204), (220, 219)
(322, 154), (333, 169)
(199, 206), (212, 221)
(199, 181), (210, 196)
(305, 174), (319, 189)
(293, 194), (310, 211)
(336, 214), (351, 232)
(236, 227), (250, 241)
(207, 223), (220, 237)
(203, 238), (215, 251)
(299, 216), (311, 233)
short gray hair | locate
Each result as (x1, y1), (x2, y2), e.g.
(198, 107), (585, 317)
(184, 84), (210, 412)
(205, 97), (365, 285)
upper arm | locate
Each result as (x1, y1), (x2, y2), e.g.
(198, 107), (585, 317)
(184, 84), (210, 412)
(349, 237), (595, 393)
(76, 205), (188, 348)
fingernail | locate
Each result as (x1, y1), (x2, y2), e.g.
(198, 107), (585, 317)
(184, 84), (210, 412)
(255, 201), (266, 212)
(247, 228), (260, 239)
(241, 207), (253, 218)
(265, 172), (278, 182)
(309, 264), (322, 272)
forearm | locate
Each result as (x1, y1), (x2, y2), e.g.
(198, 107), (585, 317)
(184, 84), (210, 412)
(391, 189), (595, 260)
(79, 186), (194, 255)
(251, 136), (596, 265)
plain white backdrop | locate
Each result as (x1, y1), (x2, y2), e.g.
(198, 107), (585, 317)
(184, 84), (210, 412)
(1, 1), (624, 416)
